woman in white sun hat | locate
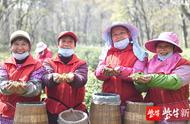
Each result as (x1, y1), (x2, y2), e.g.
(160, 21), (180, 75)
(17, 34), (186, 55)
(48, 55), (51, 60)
(35, 41), (52, 62)
(132, 32), (190, 124)
(95, 22), (148, 119)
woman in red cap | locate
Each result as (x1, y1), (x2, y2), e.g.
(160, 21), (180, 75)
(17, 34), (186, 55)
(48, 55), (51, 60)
(42, 31), (88, 124)
(0, 30), (46, 124)
(132, 32), (190, 124)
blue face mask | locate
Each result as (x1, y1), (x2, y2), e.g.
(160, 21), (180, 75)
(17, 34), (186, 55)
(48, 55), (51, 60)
(12, 52), (29, 60)
(113, 38), (129, 50)
(157, 52), (173, 61)
(58, 48), (74, 57)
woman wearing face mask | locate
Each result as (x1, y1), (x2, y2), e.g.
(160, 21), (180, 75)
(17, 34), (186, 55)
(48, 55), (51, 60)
(0, 30), (46, 124)
(132, 32), (190, 124)
(42, 31), (88, 124)
(95, 22), (148, 118)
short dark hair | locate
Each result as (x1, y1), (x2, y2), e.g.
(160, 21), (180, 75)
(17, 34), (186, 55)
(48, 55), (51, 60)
(11, 36), (31, 49)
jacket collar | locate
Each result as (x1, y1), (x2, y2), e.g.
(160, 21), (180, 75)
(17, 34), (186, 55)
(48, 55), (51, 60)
(5, 54), (36, 67)
(54, 54), (80, 65)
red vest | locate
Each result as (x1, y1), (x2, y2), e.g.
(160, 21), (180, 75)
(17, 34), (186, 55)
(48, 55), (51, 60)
(144, 58), (190, 105)
(45, 54), (86, 114)
(0, 55), (42, 118)
(103, 45), (143, 105)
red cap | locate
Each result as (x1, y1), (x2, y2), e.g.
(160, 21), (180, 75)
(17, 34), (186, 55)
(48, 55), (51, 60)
(57, 31), (78, 43)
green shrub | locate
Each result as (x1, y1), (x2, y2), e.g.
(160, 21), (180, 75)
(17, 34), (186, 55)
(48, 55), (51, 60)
(85, 69), (103, 110)
(75, 45), (102, 70)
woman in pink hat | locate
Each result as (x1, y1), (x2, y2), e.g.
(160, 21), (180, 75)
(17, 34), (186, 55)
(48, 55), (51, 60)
(42, 31), (88, 124)
(35, 41), (52, 63)
(95, 22), (148, 117)
(132, 32), (190, 124)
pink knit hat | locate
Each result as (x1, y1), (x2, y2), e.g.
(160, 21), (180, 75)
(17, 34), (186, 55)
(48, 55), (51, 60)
(145, 32), (182, 53)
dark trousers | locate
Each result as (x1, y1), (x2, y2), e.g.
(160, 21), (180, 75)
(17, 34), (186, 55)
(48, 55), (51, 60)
(47, 111), (58, 124)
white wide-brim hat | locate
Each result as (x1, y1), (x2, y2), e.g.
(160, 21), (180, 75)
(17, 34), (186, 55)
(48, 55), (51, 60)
(35, 42), (47, 53)
(102, 22), (139, 46)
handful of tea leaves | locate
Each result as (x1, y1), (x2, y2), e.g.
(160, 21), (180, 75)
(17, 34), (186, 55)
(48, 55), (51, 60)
(129, 72), (145, 80)
(11, 81), (26, 87)
(103, 67), (119, 76)
(60, 73), (74, 83)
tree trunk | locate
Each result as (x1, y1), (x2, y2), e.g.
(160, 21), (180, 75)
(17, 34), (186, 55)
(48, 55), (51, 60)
(181, 13), (188, 48)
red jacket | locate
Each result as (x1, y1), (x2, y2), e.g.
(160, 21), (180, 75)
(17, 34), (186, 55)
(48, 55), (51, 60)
(45, 55), (86, 114)
(100, 45), (143, 105)
(0, 55), (42, 118)
(144, 58), (190, 105)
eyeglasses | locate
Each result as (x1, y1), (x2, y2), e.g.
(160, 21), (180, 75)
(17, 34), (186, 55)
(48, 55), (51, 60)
(112, 31), (129, 37)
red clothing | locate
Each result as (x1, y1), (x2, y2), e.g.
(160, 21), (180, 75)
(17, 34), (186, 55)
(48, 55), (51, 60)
(45, 55), (86, 114)
(0, 55), (42, 118)
(96, 45), (143, 105)
(144, 58), (190, 105)
(36, 48), (52, 62)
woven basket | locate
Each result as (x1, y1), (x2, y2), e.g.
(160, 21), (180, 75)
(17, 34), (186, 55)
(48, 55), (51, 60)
(124, 101), (154, 124)
(14, 102), (48, 124)
(57, 109), (88, 124)
(89, 93), (121, 124)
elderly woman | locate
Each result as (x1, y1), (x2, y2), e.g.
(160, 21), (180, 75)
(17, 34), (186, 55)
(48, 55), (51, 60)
(42, 31), (88, 124)
(0, 30), (46, 124)
(95, 22), (148, 116)
(132, 32), (190, 124)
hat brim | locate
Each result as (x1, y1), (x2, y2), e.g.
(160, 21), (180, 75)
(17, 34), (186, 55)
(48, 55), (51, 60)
(103, 23), (139, 40)
(145, 39), (183, 53)
(10, 30), (31, 44)
(58, 32), (78, 42)
(35, 46), (47, 53)
(102, 22), (139, 46)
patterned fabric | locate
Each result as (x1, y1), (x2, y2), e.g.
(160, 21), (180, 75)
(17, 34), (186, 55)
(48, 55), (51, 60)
(0, 115), (13, 124)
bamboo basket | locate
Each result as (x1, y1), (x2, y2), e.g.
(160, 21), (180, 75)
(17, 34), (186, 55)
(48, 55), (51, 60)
(14, 102), (48, 124)
(124, 101), (154, 124)
(57, 109), (88, 124)
(89, 92), (121, 124)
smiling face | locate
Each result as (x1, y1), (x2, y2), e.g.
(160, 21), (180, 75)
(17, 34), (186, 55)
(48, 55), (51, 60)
(58, 35), (76, 49)
(156, 41), (174, 56)
(111, 26), (131, 42)
(11, 38), (30, 53)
